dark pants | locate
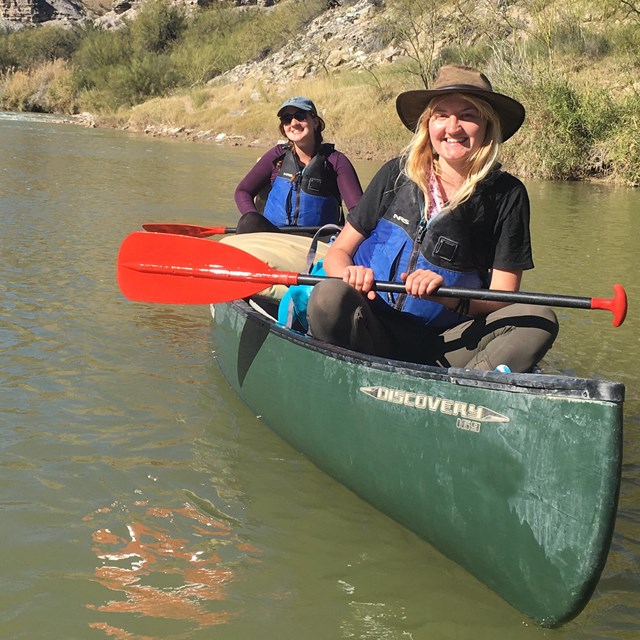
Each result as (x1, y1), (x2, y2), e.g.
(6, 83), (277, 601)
(236, 212), (280, 234)
(306, 279), (559, 372)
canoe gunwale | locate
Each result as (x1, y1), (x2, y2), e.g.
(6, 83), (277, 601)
(216, 299), (624, 405)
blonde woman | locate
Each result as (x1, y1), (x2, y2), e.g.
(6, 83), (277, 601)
(306, 65), (558, 372)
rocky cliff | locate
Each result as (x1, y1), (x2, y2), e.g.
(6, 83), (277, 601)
(0, 0), (393, 88)
(214, 0), (399, 87)
(0, 0), (86, 24)
(0, 0), (279, 26)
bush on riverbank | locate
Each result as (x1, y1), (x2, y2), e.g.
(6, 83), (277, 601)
(0, 0), (328, 111)
(1, 0), (640, 186)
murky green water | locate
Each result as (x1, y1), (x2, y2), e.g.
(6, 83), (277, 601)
(0, 112), (638, 639)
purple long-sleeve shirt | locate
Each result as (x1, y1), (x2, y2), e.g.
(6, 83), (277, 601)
(234, 144), (363, 215)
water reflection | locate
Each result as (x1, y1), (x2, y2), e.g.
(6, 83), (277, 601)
(85, 499), (258, 638)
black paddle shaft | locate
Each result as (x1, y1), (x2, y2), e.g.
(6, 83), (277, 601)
(295, 276), (592, 309)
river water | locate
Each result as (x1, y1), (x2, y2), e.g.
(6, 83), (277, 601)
(0, 112), (638, 639)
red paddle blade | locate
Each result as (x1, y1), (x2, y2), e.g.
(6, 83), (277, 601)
(117, 232), (298, 304)
(141, 222), (226, 237)
(591, 284), (627, 327)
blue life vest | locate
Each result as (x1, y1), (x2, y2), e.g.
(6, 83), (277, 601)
(263, 145), (343, 227)
(353, 179), (489, 328)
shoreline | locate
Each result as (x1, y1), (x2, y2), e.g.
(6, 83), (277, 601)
(0, 107), (621, 187)
(68, 112), (623, 188)
(110, 118), (383, 163)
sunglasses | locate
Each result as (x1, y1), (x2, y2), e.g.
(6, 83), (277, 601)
(280, 110), (310, 124)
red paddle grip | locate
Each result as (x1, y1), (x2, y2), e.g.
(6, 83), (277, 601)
(591, 284), (627, 327)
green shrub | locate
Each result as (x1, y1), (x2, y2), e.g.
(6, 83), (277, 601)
(184, 3), (246, 41)
(118, 54), (178, 104)
(518, 75), (630, 181)
(0, 25), (81, 72)
(230, 0), (327, 66)
(72, 27), (133, 89)
(532, 22), (612, 59)
(607, 21), (640, 61)
(189, 88), (210, 110)
(520, 79), (590, 180)
(0, 32), (19, 71)
(604, 93), (640, 186)
(438, 44), (492, 69)
(71, 2), (188, 109)
(171, 42), (235, 86)
(79, 54), (180, 110)
(130, 0), (187, 54)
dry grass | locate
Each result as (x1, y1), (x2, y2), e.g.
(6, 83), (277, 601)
(0, 59), (77, 113)
(119, 51), (640, 186)
(125, 68), (411, 161)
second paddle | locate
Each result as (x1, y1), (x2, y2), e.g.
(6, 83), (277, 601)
(141, 222), (333, 237)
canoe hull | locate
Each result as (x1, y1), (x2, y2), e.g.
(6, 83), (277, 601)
(211, 300), (623, 627)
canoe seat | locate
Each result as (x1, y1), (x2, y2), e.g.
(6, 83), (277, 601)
(219, 232), (330, 300)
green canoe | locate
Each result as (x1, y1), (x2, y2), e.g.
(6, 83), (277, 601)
(210, 299), (624, 627)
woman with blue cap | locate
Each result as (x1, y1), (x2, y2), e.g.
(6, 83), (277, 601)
(305, 65), (559, 372)
(234, 96), (363, 233)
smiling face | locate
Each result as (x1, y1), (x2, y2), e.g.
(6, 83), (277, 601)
(428, 95), (488, 171)
(279, 108), (318, 149)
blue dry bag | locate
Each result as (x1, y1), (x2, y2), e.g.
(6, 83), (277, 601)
(277, 260), (326, 332)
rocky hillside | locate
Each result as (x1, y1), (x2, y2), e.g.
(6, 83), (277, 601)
(0, 0), (86, 24)
(0, 0), (291, 27)
(213, 1), (401, 88)
(0, 0), (394, 75)
(0, 0), (406, 94)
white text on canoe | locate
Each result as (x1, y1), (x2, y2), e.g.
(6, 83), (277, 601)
(359, 386), (509, 432)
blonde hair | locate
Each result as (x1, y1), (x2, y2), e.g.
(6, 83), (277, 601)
(400, 94), (502, 213)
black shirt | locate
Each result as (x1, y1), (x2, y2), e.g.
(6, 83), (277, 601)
(348, 158), (534, 273)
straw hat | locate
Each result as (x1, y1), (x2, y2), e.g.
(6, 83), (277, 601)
(395, 65), (525, 141)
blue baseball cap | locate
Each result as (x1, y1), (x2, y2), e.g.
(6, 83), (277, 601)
(277, 97), (318, 117)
